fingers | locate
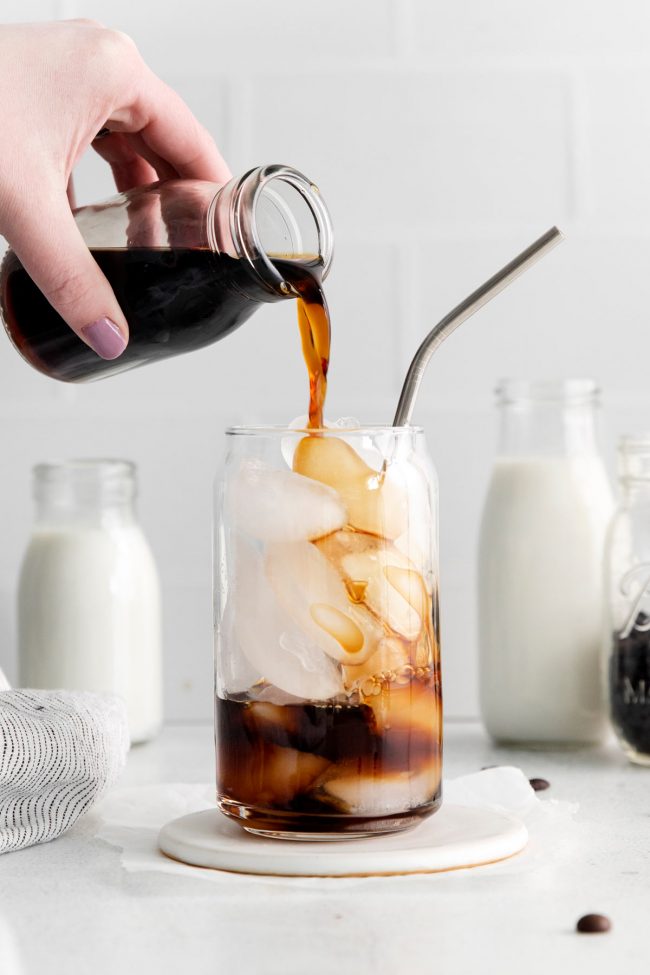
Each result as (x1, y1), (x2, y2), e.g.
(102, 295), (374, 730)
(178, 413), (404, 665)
(66, 174), (77, 209)
(120, 130), (178, 182)
(92, 131), (159, 192)
(121, 70), (232, 184)
(88, 31), (231, 191)
(6, 186), (129, 359)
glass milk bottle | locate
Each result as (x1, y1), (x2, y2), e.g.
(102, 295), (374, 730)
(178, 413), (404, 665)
(606, 436), (650, 765)
(478, 380), (614, 746)
(18, 460), (162, 743)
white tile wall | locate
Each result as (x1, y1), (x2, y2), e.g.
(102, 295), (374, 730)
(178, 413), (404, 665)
(412, 1), (650, 59)
(1, 0), (650, 721)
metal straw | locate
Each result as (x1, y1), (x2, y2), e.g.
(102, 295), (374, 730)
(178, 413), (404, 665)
(392, 226), (564, 427)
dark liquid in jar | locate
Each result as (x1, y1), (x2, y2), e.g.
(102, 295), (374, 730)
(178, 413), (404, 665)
(0, 248), (330, 428)
(216, 673), (442, 837)
(610, 612), (650, 756)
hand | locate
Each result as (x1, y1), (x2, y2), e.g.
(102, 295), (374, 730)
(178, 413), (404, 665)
(0, 20), (231, 359)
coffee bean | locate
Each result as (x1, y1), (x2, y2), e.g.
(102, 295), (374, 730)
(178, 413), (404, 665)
(529, 777), (550, 791)
(576, 914), (611, 933)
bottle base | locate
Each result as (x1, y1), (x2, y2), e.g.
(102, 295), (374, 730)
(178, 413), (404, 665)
(217, 796), (441, 841)
(618, 743), (650, 767)
(488, 736), (603, 751)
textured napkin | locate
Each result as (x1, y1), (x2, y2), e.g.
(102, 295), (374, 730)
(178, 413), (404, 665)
(94, 767), (579, 886)
(0, 688), (129, 854)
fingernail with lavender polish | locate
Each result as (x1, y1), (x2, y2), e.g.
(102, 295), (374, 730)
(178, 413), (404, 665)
(81, 318), (127, 359)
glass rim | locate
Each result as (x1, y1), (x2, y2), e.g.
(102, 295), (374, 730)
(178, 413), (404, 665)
(496, 378), (599, 405)
(225, 424), (425, 437)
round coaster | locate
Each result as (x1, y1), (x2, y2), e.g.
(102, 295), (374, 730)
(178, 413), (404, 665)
(158, 804), (528, 877)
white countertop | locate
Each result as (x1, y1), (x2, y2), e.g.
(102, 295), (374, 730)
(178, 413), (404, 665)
(0, 721), (646, 975)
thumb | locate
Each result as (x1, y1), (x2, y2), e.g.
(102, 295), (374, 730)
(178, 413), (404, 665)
(6, 188), (129, 359)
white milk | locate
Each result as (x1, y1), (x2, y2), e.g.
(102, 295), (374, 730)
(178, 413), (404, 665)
(478, 455), (614, 744)
(18, 524), (162, 744)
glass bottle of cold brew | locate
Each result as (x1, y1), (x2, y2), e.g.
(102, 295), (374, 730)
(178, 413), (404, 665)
(0, 165), (333, 382)
(606, 436), (650, 765)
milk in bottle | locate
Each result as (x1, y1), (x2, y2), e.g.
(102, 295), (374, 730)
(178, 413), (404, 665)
(478, 380), (613, 745)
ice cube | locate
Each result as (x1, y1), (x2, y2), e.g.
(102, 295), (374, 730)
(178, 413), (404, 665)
(265, 540), (382, 665)
(232, 538), (344, 701)
(280, 416), (381, 470)
(342, 636), (412, 688)
(316, 530), (426, 640)
(293, 435), (407, 538)
(230, 459), (346, 542)
(243, 700), (300, 741)
(230, 740), (330, 807)
(322, 763), (439, 814)
(220, 601), (263, 693)
(388, 456), (436, 577)
(253, 684), (308, 706)
(366, 679), (441, 736)
(280, 415), (328, 468)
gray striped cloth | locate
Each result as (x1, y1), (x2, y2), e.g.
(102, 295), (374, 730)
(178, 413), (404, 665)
(0, 688), (129, 854)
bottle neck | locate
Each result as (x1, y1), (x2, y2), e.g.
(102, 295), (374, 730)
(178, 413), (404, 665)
(32, 460), (137, 529)
(619, 480), (650, 505)
(496, 380), (600, 458)
(209, 164), (333, 300)
(618, 438), (650, 504)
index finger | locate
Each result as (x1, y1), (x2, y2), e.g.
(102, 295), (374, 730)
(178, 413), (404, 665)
(119, 69), (232, 184)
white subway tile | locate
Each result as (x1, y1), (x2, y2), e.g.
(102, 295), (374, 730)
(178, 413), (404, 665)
(66, 0), (397, 75)
(1, 3), (59, 21)
(583, 68), (650, 224)
(162, 584), (213, 722)
(7, 0), (650, 724)
(247, 70), (572, 234)
(410, 232), (650, 413)
(411, 0), (650, 59)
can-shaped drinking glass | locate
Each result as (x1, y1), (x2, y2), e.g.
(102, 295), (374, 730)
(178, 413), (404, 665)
(214, 425), (442, 839)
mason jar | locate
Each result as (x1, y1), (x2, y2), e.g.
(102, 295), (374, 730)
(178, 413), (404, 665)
(0, 165), (333, 382)
(478, 379), (614, 746)
(214, 425), (442, 839)
(18, 459), (162, 744)
(606, 436), (650, 765)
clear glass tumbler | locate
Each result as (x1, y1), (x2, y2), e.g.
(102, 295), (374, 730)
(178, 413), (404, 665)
(214, 425), (442, 839)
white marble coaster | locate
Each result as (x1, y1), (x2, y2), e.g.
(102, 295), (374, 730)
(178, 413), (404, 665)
(158, 804), (528, 877)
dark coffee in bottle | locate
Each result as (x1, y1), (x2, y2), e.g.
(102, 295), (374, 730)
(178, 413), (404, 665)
(1, 248), (330, 426)
(0, 167), (334, 407)
(1, 247), (266, 382)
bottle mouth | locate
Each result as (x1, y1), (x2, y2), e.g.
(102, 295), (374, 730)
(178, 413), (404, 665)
(33, 459), (136, 505)
(496, 378), (599, 407)
(209, 164), (334, 297)
(619, 435), (650, 482)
